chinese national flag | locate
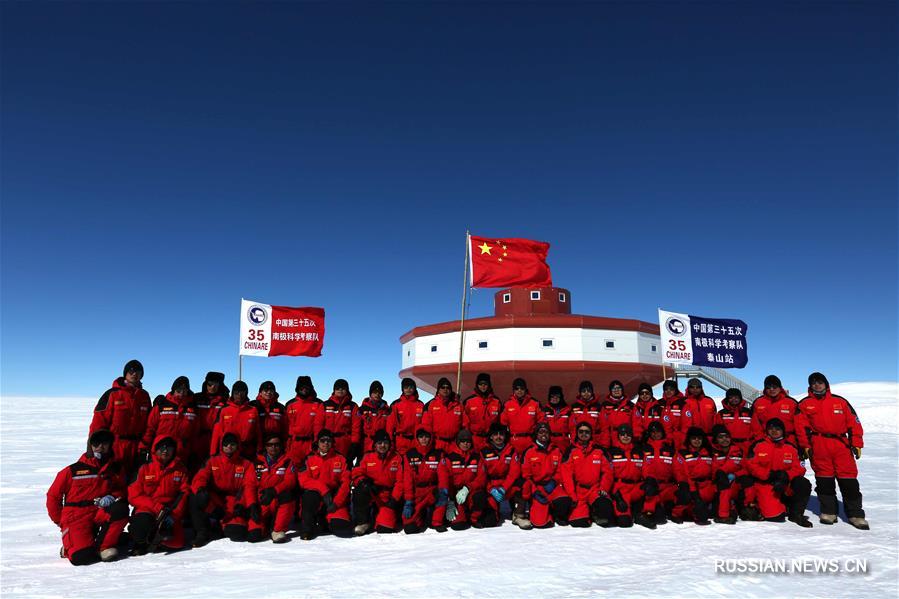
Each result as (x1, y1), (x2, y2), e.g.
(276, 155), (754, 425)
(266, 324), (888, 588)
(469, 235), (553, 288)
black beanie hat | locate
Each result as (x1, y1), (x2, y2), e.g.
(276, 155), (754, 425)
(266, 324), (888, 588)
(575, 421), (593, 433)
(646, 421), (665, 436)
(295, 376), (314, 395)
(808, 372), (829, 388)
(154, 436), (177, 452)
(372, 429), (391, 445)
(259, 380), (276, 393)
(487, 422), (509, 437)
(262, 432), (282, 445)
(547, 385), (564, 402)
(512, 377), (528, 390)
(533, 421), (550, 436)
(369, 380), (384, 396)
(436, 377), (452, 391)
(638, 383), (653, 395)
(579, 380), (594, 393)
(205, 371), (225, 384)
(616, 423), (634, 437)
(401, 377), (417, 391)
(333, 379), (349, 392)
(317, 428), (334, 441)
(232, 380), (249, 395)
(123, 359), (144, 377)
(456, 429), (473, 443)
(687, 378), (703, 389)
(686, 426), (706, 440)
(609, 380), (624, 392)
(476, 373), (492, 386)
(89, 429), (114, 446)
(415, 427), (432, 438)
(171, 376), (190, 393)
(710, 424), (730, 439)
(725, 388), (743, 400)
(222, 433), (240, 446)
(765, 417), (785, 432)
(764, 375), (782, 389)
(662, 380), (678, 391)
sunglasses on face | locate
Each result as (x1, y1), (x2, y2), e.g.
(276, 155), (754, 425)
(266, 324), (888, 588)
(265, 442), (281, 447)
(639, 391), (651, 395)
(513, 386), (525, 390)
(611, 386), (623, 391)
(439, 385), (451, 389)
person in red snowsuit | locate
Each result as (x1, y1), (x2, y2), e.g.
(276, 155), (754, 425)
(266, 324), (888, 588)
(139, 376), (199, 468)
(210, 381), (262, 461)
(683, 378), (717, 437)
(359, 380), (391, 453)
(128, 436), (190, 554)
(296, 429), (353, 540)
(90, 359), (151, 473)
(661, 380), (688, 450)
(750, 375), (800, 445)
(519, 422), (572, 528)
(640, 421), (678, 525)
(46, 430), (129, 565)
(709, 425), (756, 524)
(351, 429), (405, 534)
(714, 388), (753, 455)
(423, 377), (465, 452)
(249, 432), (297, 543)
(598, 380), (637, 448)
(388, 378), (425, 457)
(463, 373), (502, 451)
(561, 422), (614, 528)
(402, 428), (442, 534)
(285, 376), (323, 467)
(480, 422), (523, 528)
(672, 427), (715, 525)
(500, 378), (545, 454)
(607, 424), (655, 528)
(192, 372), (229, 466)
(542, 385), (572, 454)
(432, 429), (487, 531)
(568, 380), (601, 447)
(796, 372), (867, 529)
(745, 418), (812, 527)
(250, 381), (288, 445)
(321, 379), (362, 463)
(632, 383), (664, 440)
(190, 432), (260, 546)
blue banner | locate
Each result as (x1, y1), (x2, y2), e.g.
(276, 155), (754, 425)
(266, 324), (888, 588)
(688, 315), (748, 368)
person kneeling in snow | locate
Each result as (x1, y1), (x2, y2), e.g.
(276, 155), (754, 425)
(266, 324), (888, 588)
(250, 433), (297, 543)
(520, 422), (572, 529)
(745, 418), (812, 528)
(352, 429), (405, 535)
(432, 429), (488, 532)
(128, 436), (190, 554)
(296, 429), (353, 540)
(561, 422), (614, 528)
(46, 429), (130, 565)
(190, 432), (260, 546)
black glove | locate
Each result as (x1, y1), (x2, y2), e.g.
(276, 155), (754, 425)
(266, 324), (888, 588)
(322, 492), (337, 513)
(233, 504), (247, 519)
(714, 470), (731, 490)
(642, 477), (659, 497)
(386, 497), (402, 511)
(249, 503), (262, 523)
(612, 491), (628, 513)
(259, 487), (277, 506)
(348, 443), (361, 463)
(193, 488), (209, 509)
(675, 482), (691, 504)
(736, 474), (755, 488)
(770, 470), (789, 493)
(355, 477), (374, 494)
(138, 449), (151, 465)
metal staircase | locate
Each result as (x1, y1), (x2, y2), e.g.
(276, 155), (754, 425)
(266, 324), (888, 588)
(671, 364), (760, 403)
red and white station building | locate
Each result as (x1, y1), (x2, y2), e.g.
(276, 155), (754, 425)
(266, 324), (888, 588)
(399, 286), (665, 401)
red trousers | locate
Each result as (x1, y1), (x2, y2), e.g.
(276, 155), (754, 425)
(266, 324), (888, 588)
(61, 507), (127, 557)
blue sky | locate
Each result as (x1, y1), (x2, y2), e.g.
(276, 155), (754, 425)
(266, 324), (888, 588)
(2, 2), (896, 400)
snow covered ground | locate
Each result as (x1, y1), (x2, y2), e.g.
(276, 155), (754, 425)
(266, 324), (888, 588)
(1, 382), (896, 598)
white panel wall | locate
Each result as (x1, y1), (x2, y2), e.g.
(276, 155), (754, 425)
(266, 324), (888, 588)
(403, 327), (662, 366)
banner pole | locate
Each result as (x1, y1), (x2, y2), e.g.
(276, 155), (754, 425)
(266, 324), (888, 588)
(662, 362), (667, 381)
(455, 231), (471, 393)
(239, 355), (243, 382)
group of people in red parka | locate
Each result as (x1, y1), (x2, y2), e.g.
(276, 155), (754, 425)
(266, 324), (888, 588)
(46, 360), (870, 566)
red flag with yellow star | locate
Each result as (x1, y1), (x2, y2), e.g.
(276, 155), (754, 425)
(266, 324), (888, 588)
(469, 235), (552, 288)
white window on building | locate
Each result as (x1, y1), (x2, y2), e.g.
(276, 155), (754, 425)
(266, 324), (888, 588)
(605, 340), (615, 349)
(478, 341), (488, 349)
(502, 293), (511, 303)
(559, 292), (566, 303)
(431, 345), (438, 353)
(530, 291), (541, 300)
(542, 339), (554, 348)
